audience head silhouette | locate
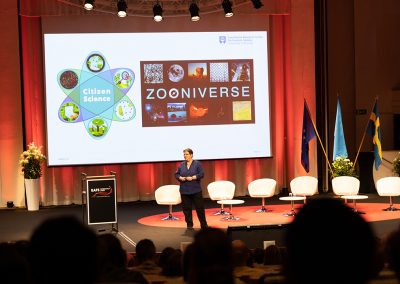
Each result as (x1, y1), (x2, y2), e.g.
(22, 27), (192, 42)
(97, 233), (127, 269)
(251, 247), (265, 265)
(29, 215), (98, 284)
(135, 238), (157, 263)
(284, 197), (376, 284)
(97, 233), (148, 283)
(160, 248), (183, 276)
(231, 239), (251, 267)
(263, 244), (283, 265)
(0, 242), (31, 283)
(158, 246), (176, 268)
(385, 225), (400, 279)
(182, 242), (194, 283)
(188, 227), (234, 284)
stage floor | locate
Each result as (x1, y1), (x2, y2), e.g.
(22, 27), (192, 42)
(138, 202), (400, 229)
(1, 193), (400, 252)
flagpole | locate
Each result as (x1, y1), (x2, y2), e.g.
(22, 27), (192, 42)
(353, 98), (377, 169)
(305, 100), (333, 175)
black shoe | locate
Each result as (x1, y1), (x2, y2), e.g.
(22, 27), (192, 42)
(201, 225), (209, 229)
(186, 226), (194, 230)
(183, 228), (195, 237)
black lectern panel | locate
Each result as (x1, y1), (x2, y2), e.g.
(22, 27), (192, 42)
(227, 224), (289, 249)
(86, 177), (117, 225)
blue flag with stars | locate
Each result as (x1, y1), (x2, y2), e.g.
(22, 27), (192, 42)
(301, 100), (316, 172)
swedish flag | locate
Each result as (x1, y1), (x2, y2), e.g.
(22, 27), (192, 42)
(366, 100), (382, 170)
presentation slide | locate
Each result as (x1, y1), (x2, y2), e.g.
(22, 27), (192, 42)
(43, 31), (270, 166)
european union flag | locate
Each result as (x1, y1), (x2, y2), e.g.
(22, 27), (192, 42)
(366, 100), (382, 170)
(301, 100), (316, 172)
(333, 96), (348, 160)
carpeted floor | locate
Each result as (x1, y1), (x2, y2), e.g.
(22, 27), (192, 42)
(1, 193), (400, 252)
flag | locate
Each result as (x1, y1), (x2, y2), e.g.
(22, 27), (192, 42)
(301, 100), (316, 172)
(366, 100), (382, 170)
(333, 96), (348, 160)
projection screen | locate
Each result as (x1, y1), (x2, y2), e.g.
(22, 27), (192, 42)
(42, 15), (271, 166)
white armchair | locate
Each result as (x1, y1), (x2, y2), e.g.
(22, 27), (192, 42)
(207, 180), (235, 215)
(248, 178), (276, 212)
(155, 185), (182, 220)
(331, 176), (360, 196)
(376, 177), (400, 211)
(290, 176), (318, 203)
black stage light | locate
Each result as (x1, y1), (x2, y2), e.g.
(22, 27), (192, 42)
(153, 3), (163, 22)
(251, 0), (263, 9)
(117, 0), (128, 17)
(84, 0), (94, 10)
(189, 2), (200, 21)
(222, 0), (233, 17)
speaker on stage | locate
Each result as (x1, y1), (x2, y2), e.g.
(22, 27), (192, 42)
(226, 224), (289, 249)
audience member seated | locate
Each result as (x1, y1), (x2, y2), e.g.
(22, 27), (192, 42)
(12, 239), (31, 259)
(250, 247), (265, 267)
(0, 241), (31, 283)
(282, 198), (377, 284)
(182, 242), (194, 283)
(96, 233), (148, 283)
(231, 239), (267, 283)
(367, 236), (395, 284)
(370, 237), (386, 280)
(263, 244), (283, 266)
(160, 248), (184, 283)
(158, 246), (175, 269)
(28, 215), (98, 284)
(278, 247), (288, 265)
(160, 248), (182, 277)
(384, 226), (400, 282)
(187, 227), (240, 284)
(131, 238), (162, 282)
(252, 244), (286, 284)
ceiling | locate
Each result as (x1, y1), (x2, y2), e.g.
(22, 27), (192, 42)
(59, 0), (254, 17)
(19, 0), (290, 19)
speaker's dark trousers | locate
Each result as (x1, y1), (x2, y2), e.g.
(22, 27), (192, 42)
(181, 191), (208, 228)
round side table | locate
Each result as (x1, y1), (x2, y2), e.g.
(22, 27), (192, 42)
(217, 199), (245, 220)
(341, 195), (368, 214)
(279, 196), (306, 217)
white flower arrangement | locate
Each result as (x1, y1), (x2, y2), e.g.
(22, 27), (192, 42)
(331, 156), (356, 178)
(19, 142), (46, 179)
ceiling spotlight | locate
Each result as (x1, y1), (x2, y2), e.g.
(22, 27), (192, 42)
(221, 0), (233, 17)
(84, 0), (94, 10)
(251, 0), (263, 9)
(153, 2), (163, 22)
(189, 2), (200, 21)
(117, 0), (127, 17)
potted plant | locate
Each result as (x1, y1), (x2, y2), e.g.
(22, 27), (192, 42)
(19, 142), (46, 211)
(331, 156), (360, 196)
(331, 157), (357, 178)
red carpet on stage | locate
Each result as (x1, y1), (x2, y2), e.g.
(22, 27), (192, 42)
(137, 202), (400, 229)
